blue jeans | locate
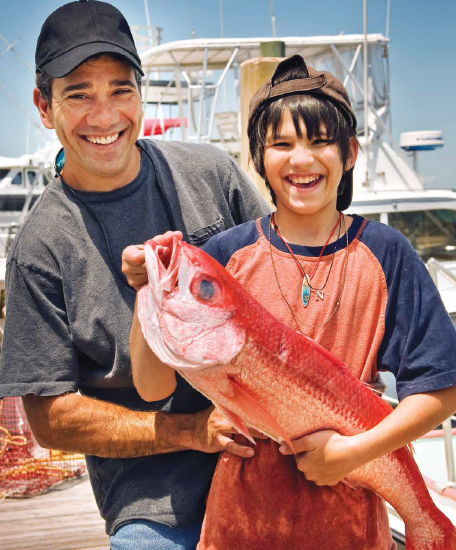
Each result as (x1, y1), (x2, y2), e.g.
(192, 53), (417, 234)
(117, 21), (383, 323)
(109, 520), (202, 550)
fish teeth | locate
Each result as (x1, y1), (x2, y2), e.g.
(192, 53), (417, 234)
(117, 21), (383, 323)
(86, 132), (119, 145)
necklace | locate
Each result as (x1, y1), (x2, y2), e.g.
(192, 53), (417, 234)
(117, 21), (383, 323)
(271, 212), (342, 306)
(269, 214), (349, 331)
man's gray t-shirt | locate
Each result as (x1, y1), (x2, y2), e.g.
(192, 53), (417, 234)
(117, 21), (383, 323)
(0, 139), (270, 533)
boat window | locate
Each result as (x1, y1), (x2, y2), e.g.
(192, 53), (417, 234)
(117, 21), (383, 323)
(11, 171), (22, 185)
(0, 196), (26, 211)
(27, 171), (37, 185)
(0, 169), (9, 181)
(0, 195), (40, 212)
(388, 210), (456, 262)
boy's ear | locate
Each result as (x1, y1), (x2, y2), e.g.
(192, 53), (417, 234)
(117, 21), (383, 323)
(33, 88), (55, 130)
(345, 137), (358, 171)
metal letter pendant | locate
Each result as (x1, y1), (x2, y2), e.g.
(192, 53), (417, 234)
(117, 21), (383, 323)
(301, 274), (311, 307)
(315, 290), (324, 301)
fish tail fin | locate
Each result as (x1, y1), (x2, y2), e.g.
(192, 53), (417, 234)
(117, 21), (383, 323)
(406, 513), (456, 549)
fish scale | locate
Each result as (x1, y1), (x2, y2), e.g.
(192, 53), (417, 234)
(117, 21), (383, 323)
(138, 238), (456, 550)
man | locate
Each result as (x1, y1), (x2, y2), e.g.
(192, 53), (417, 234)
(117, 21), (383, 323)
(0, 1), (269, 548)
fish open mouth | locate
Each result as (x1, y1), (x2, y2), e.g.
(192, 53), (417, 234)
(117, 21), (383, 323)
(142, 237), (185, 310)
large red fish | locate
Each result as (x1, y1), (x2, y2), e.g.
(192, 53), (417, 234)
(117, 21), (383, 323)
(137, 237), (456, 550)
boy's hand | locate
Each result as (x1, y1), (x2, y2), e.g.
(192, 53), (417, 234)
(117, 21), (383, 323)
(279, 430), (362, 486)
(122, 231), (183, 290)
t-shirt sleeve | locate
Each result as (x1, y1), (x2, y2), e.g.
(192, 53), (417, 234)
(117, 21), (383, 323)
(227, 158), (271, 225)
(371, 226), (456, 401)
(202, 220), (260, 268)
(0, 260), (80, 398)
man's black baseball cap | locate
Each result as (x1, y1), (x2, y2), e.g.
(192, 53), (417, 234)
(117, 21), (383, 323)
(35, 0), (144, 77)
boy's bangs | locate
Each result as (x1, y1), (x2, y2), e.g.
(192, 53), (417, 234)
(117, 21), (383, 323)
(269, 94), (340, 143)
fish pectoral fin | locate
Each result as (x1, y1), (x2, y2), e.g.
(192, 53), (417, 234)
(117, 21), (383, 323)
(341, 477), (369, 490)
(226, 376), (296, 454)
(217, 404), (256, 445)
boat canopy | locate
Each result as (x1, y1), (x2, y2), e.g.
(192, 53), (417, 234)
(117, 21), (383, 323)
(141, 34), (388, 71)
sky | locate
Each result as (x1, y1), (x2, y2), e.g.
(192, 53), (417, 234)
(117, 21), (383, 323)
(0, 0), (455, 188)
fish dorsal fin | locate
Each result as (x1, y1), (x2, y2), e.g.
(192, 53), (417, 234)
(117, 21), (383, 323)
(227, 376), (296, 454)
(217, 404), (256, 445)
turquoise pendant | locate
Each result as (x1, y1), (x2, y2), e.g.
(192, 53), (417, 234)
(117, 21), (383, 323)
(301, 274), (311, 307)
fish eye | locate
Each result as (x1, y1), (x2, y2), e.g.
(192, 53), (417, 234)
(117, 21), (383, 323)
(198, 279), (214, 300)
(191, 275), (221, 304)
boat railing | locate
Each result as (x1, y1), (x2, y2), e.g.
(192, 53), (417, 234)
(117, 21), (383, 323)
(427, 257), (456, 287)
(0, 222), (20, 258)
(425, 257), (456, 485)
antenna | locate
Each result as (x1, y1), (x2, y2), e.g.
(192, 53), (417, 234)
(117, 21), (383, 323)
(219, 0), (224, 38)
(143, 0), (152, 28)
(0, 32), (34, 73)
(363, 0), (369, 187)
(0, 81), (44, 133)
(385, 0), (391, 39)
(270, 0), (277, 38)
(219, 0), (227, 110)
(190, 0), (196, 39)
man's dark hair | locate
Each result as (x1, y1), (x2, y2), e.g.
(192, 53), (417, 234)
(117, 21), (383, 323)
(36, 53), (143, 105)
(248, 66), (357, 205)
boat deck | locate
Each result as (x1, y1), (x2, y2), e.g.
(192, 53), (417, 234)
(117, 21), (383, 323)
(0, 475), (109, 550)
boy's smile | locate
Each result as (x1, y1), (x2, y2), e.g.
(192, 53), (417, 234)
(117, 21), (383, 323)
(286, 173), (323, 188)
(263, 110), (357, 219)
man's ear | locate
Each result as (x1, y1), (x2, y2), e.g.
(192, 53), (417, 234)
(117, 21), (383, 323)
(33, 88), (55, 130)
(345, 136), (359, 171)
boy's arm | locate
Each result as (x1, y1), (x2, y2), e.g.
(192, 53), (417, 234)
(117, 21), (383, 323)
(280, 384), (456, 486)
(130, 295), (177, 401)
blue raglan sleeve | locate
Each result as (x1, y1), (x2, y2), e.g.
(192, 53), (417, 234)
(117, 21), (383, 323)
(361, 222), (456, 401)
(202, 220), (260, 268)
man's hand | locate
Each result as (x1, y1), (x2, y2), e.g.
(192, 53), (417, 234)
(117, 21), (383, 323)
(122, 231), (183, 290)
(279, 430), (360, 486)
(192, 406), (267, 458)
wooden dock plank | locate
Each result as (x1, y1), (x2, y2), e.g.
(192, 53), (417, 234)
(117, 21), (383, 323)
(0, 475), (109, 550)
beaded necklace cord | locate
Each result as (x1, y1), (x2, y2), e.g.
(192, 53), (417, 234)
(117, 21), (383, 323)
(269, 213), (349, 331)
(272, 212), (341, 299)
(272, 211), (341, 280)
(271, 211), (342, 306)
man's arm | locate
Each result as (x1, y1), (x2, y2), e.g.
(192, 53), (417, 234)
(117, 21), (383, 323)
(22, 393), (255, 459)
(280, 385), (456, 486)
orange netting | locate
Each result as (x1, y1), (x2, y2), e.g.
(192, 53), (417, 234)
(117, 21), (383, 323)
(0, 397), (86, 499)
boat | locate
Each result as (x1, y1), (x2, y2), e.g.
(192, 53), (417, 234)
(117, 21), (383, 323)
(0, 141), (58, 255)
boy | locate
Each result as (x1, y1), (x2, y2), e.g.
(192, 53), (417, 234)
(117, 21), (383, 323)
(124, 55), (456, 549)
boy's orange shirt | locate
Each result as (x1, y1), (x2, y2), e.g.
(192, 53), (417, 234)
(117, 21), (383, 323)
(198, 215), (397, 550)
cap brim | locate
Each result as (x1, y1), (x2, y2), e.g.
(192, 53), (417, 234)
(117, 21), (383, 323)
(336, 169), (353, 211)
(41, 42), (144, 77)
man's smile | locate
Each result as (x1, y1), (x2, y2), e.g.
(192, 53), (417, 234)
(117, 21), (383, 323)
(82, 130), (125, 146)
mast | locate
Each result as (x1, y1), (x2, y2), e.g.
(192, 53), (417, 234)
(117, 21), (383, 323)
(363, 0), (369, 187)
